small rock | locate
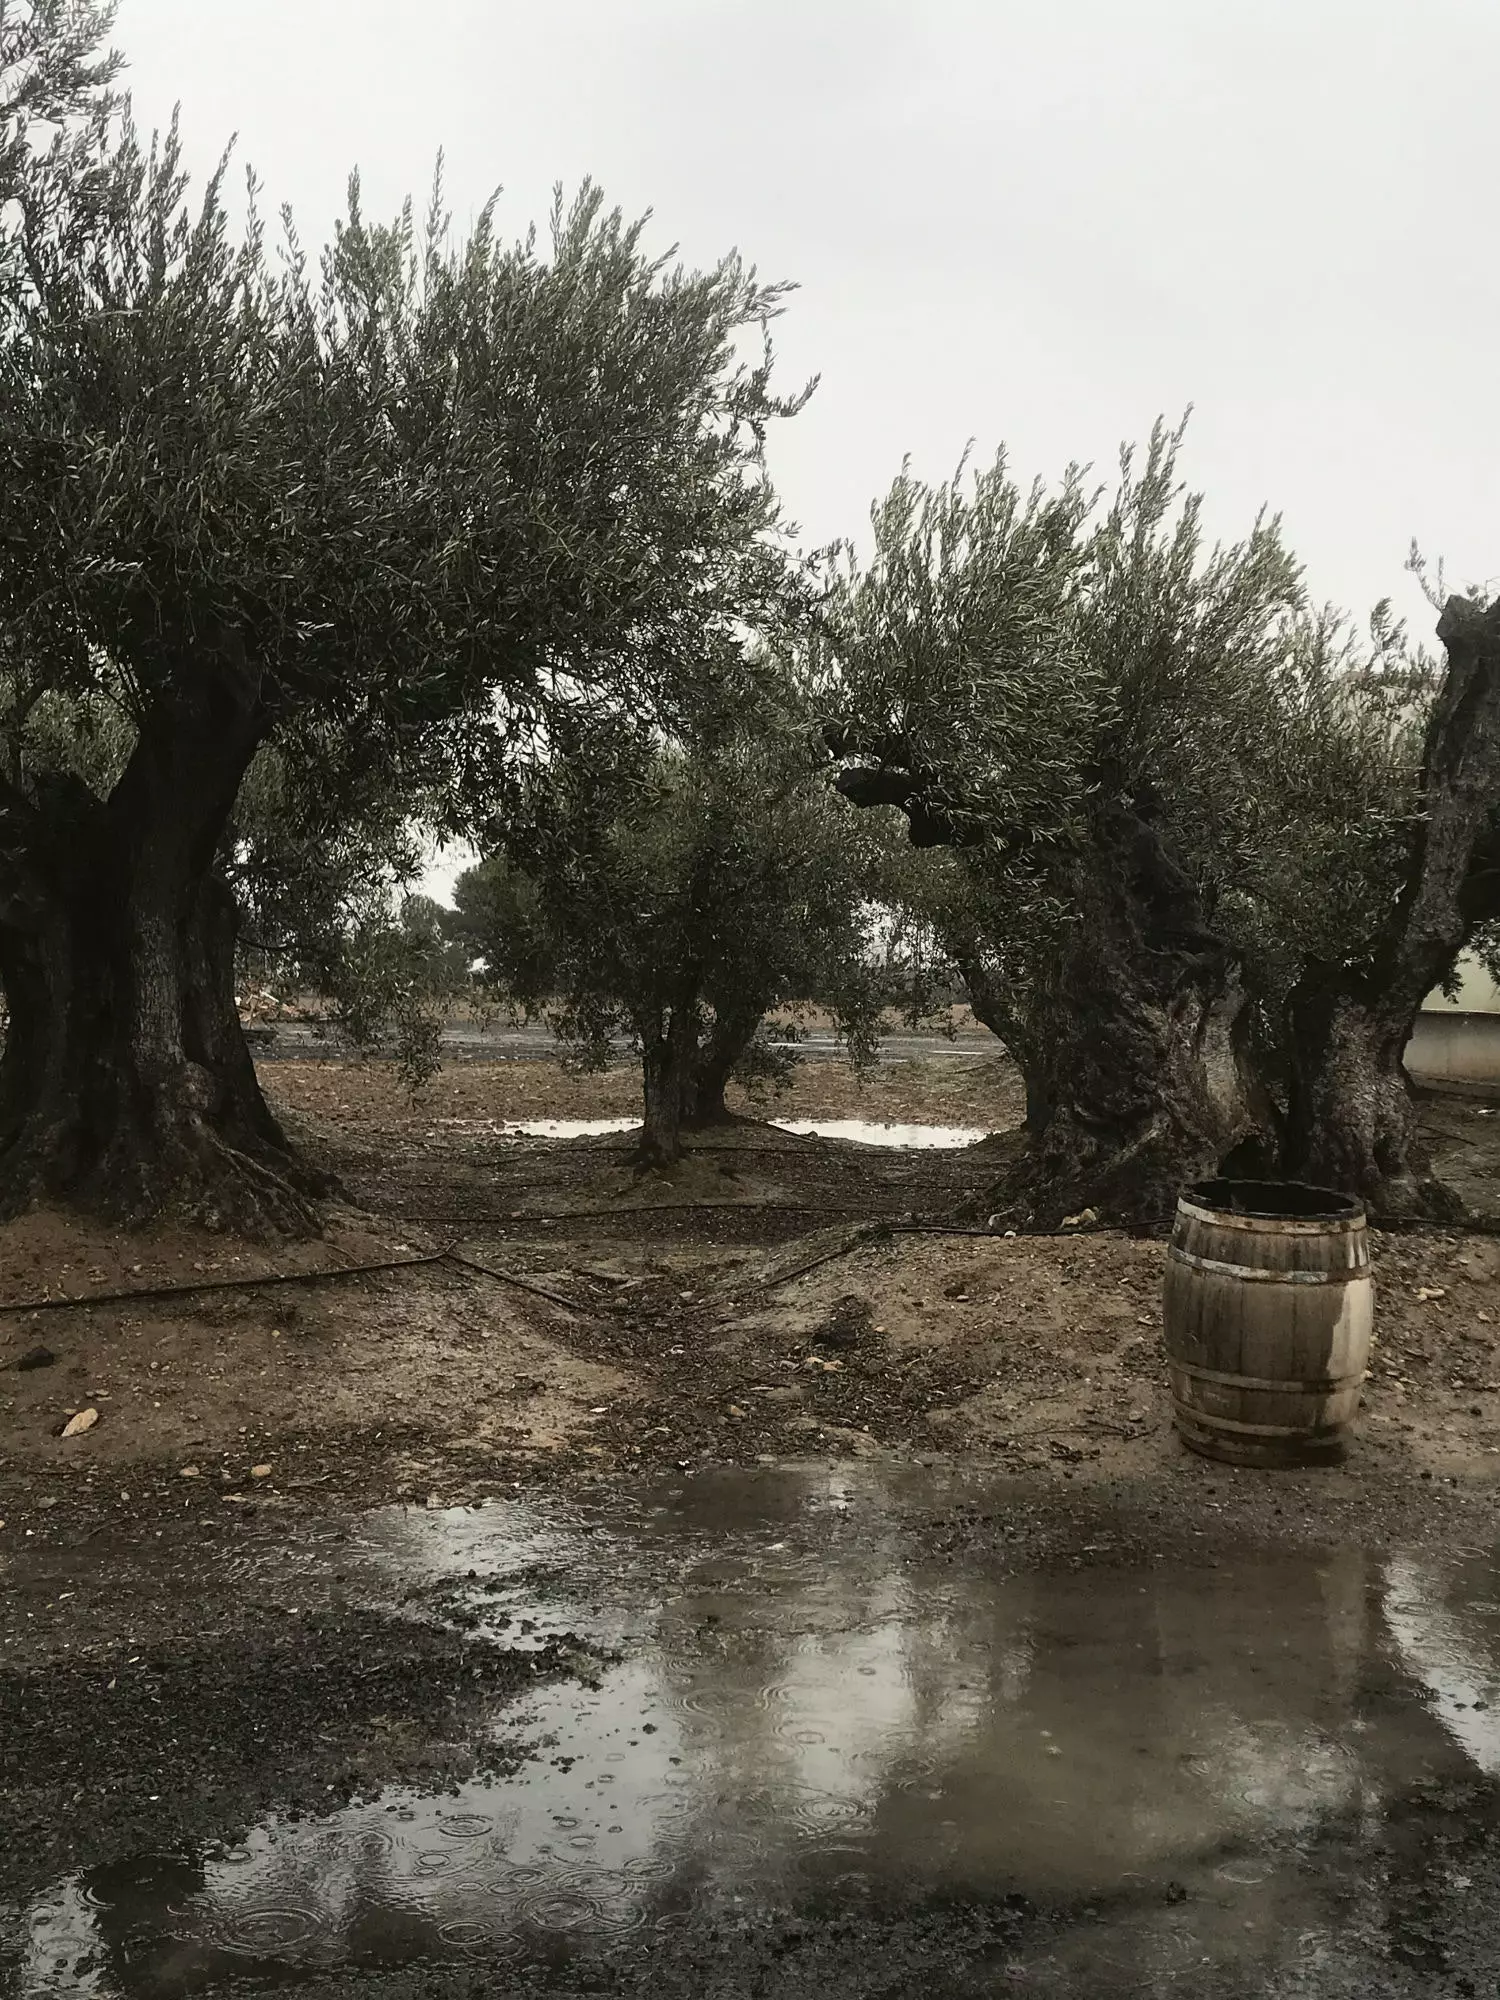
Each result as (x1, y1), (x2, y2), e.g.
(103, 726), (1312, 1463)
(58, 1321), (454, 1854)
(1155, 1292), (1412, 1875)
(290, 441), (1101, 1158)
(179, 1465), (202, 1479)
(60, 1408), (99, 1438)
(1061, 1208), (1099, 1230)
(15, 1344), (56, 1372)
(250, 1463), (273, 1479)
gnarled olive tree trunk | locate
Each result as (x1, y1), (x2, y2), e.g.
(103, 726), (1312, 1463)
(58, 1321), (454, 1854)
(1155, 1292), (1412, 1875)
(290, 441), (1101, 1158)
(0, 665), (324, 1234)
(1282, 972), (1441, 1219)
(637, 999), (702, 1168)
(683, 1000), (764, 1128)
(1283, 595), (1500, 1218)
(833, 741), (1274, 1226)
(1018, 803), (1273, 1229)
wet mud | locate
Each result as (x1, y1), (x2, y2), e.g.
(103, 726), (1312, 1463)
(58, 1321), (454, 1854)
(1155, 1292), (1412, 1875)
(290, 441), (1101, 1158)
(4, 1463), (1500, 1996)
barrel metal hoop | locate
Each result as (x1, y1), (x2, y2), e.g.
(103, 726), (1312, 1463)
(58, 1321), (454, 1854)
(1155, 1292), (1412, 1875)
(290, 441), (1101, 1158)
(1172, 1405), (1348, 1440)
(1170, 1360), (1368, 1395)
(1176, 1198), (1366, 1236)
(1166, 1245), (1368, 1285)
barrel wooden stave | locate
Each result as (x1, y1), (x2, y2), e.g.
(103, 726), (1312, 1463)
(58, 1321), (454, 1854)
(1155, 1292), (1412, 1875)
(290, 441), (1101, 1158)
(1163, 1184), (1373, 1468)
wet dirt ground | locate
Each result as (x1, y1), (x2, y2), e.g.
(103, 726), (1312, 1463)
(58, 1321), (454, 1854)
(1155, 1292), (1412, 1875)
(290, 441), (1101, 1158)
(3, 1049), (1500, 1994)
(4, 1466), (1500, 1996)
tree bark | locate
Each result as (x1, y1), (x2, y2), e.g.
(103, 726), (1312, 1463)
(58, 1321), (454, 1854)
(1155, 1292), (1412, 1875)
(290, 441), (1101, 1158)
(638, 1003), (700, 1166)
(829, 730), (1276, 1223)
(0, 658), (326, 1234)
(1019, 803), (1274, 1229)
(683, 1001), (763, 1127)
(1282, 971), (1445, 1219)
(1283, 595), (1500, 1217)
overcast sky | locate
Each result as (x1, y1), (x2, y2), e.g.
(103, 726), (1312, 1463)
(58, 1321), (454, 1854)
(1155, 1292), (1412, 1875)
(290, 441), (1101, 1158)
(113, 0), (1499, 893)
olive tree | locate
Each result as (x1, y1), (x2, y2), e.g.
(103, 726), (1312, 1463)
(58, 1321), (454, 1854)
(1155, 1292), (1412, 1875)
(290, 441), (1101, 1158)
(823, 416), (1500, 1221)
(454, 706), (886, 1165)
(0, 12), (803, 1229)
(819, 419), (1320, 1222)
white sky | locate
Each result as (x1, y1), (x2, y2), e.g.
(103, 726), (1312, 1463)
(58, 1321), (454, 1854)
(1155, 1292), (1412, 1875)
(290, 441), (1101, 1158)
(113, 0), (1500, 900)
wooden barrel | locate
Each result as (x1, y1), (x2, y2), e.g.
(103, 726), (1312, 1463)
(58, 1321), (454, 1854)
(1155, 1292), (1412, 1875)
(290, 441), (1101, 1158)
(1162, 1178), (1373, 1467)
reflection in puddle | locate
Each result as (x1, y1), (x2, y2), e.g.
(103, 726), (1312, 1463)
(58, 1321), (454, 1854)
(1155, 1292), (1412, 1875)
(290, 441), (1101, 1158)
(497, 1117), (638, 1139)
(486, 1116), (990, 1147)
(770, 1118), (989, 1149)
(8, 1465), (1500, 1995)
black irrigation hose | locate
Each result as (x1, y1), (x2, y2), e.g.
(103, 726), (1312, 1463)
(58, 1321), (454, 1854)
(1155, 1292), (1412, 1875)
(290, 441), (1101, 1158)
(0, 1207), (1167, 1326)
(0, 1249), (451, 1316)
(442, 1249), (620, 1318)
(0, 1242), (633, 1326)
(391, 1201), (877, 1224)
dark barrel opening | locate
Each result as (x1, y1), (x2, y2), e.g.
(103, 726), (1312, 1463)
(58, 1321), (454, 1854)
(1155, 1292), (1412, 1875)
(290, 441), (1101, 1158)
(1186, 1178), (1364, 1223)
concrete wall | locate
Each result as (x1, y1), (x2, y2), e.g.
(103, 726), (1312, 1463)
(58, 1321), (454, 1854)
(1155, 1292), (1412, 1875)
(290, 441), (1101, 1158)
(1400, 953), (1500, 1085)
(1421, 956), (1500, 1016)
(1405, 1011), (1500, 1087)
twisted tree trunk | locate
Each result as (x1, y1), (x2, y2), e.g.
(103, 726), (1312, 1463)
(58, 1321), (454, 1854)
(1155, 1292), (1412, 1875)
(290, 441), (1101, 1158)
(831, 726), (1275, 1225)
(0, 660), (324, 1233)
(637, 999), (701, 1167)
(1019, 802), (1272, 1229)
(1284, 595), (1500, 1218)
(684, 1000), (763, 1128)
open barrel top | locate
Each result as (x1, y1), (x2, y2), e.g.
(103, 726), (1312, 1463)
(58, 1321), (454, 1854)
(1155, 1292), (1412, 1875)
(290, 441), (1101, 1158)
(1181, 1178), (1367, 1231)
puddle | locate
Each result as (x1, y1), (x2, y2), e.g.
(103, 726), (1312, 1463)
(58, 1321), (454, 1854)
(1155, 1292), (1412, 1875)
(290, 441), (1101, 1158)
(770, 1118), (988, 1148)
(7, 1465), (1500, 1995)
(495, 1117), (639, 1139)
(486, 1117), (990, 1148)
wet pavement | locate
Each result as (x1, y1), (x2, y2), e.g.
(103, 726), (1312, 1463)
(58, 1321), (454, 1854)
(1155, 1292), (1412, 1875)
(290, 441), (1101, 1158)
(4, 1463), (1500, 1995)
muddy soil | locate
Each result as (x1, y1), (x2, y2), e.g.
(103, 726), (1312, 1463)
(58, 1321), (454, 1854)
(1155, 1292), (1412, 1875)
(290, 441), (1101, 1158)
(2, 1053), (1500, 1994)
(5, 1467), (1500, 1998)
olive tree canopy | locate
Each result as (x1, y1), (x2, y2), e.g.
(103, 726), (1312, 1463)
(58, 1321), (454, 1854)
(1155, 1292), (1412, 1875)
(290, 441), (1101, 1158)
(0, 5), (806, 1230)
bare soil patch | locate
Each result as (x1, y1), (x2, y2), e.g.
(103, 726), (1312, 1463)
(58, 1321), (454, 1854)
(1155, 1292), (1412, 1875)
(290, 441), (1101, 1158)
(266, 1044), (1023, 1138)
(1, 1060), (1496, 1548)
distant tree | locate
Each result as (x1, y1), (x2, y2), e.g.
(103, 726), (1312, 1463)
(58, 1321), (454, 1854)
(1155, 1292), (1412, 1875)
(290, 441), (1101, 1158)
(879, 843), (1067, 1135)
(224, 736), (479, 1085)
(453, 705), (886, 1164)
(0, 9), (804, 1230)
